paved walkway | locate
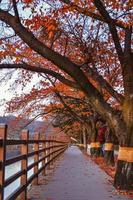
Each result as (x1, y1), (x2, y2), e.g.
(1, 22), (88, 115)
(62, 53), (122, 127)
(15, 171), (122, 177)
(28, 146), (129, 200)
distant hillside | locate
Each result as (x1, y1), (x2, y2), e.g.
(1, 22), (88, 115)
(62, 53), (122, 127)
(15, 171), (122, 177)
(0, 115), (15, 124)
(0, 115), (52, 138)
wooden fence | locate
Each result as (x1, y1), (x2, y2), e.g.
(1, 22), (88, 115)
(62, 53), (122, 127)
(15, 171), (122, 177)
(0, 124), (68, 200)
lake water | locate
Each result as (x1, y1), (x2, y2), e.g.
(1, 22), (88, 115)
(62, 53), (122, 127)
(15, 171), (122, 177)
(4, 157), (44, 199)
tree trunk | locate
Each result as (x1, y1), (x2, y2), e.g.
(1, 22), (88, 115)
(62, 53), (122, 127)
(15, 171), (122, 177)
(104, 150), (114, 166)
(114, 99), (133, 190)
(104, 130), (115, 166)
(90, 119), (104, 157)
(90, 146), (103, 157)
(83, 126), (87, 150)
(114, 160), (133, 190)
(80, 132), (83, 144)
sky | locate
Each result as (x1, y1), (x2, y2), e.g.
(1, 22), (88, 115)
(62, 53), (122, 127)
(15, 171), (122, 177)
(0, 69), (42, 116)
(0, 0), (125, 116)
(0, 0), (48, 116)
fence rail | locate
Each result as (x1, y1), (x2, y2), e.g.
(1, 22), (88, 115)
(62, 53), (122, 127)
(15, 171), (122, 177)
(0, 124), (68, 200)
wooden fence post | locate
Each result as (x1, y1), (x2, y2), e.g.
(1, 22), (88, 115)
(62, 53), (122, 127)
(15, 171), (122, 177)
(54, 139), (57, 162)
(20, 129), (29, 200)
(49, 136), (53, 169)
(0, 124), (7, 200)
(41, 134), (46, 176)
(33, 132), (39, 185)
(47, 138), (50, 170)
(52, 136), (55, 165)
(51, 137), (54, 166)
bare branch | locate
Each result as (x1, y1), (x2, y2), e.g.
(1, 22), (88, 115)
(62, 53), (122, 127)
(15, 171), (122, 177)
(19, 110), (53, 131)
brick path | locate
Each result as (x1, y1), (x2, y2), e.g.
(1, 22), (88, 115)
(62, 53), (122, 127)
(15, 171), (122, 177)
(28, 146), (129, 200)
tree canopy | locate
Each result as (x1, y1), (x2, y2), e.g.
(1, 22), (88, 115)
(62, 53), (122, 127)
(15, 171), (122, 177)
(0, 0), (132, 143)
(0, 0), (133, 190)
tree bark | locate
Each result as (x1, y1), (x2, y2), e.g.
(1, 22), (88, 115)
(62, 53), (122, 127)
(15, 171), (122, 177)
(114, 160), (133, 190)
(83, 126), (87, 150)
(104, 130), (115, 166)
(90, 121), (104, 157)
(90, 147), (103, 157)
(114, 102), (133, 190)
(104, 151), (114, 166)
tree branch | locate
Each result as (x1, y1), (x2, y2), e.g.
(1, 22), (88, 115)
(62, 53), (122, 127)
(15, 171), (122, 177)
(0, 9), (126, 137)
(0, 63), (80, 89)
(93, 0), (124, 66)
(83, 64), (124, 104)
(93, 0), (133, 97)
(12, 0), (20, 22)
(47, 77), (91, 130)
(124, 26), (132, 55)
(60, 0), (127, 29)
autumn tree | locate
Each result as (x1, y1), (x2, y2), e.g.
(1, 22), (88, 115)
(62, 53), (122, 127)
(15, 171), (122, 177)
(0, 0), (132, 189)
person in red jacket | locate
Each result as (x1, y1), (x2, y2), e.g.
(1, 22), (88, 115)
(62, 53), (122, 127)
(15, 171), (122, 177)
(96, 120), (107, 156)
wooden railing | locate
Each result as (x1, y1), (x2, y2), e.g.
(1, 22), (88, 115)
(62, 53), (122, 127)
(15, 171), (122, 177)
(0, 124), (68, 200)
